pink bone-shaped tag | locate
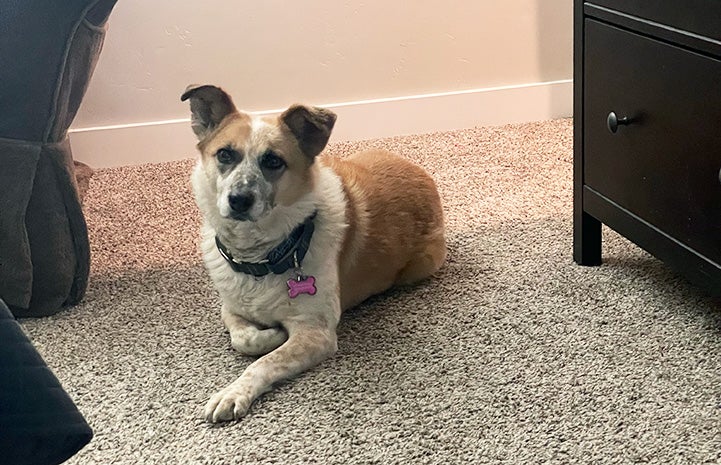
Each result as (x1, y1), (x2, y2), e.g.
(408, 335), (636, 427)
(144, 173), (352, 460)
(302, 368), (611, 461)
(287, 275), (317, 298)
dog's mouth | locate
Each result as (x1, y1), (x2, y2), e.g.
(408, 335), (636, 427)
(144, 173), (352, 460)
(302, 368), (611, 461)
(223, 204), (273, 222)
(227, 211), (254, 222)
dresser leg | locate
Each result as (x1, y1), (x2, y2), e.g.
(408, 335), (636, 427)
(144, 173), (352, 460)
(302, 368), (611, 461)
(574, 211), (602, 266)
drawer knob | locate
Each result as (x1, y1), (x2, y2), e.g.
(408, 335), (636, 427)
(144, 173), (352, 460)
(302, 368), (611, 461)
(607, 112), (630, 134)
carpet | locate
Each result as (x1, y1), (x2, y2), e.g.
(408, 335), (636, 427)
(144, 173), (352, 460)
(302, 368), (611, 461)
(21, 119), (721, 464)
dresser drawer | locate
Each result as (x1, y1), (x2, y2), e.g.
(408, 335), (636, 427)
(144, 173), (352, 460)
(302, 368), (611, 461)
(583, 19), (721, 264)
(586, 0), (721, 42)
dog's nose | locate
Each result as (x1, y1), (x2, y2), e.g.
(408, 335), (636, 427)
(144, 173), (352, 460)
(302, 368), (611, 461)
(228, 192), (255, 213)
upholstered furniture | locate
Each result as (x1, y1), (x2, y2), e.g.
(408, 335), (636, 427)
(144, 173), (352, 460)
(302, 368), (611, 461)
(0, 0), (118, 316)
(0, 298), (93, 464)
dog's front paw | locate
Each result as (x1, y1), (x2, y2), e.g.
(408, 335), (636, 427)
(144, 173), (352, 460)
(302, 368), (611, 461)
(204, 385), (253, 423)
(230, 326), (287, 356)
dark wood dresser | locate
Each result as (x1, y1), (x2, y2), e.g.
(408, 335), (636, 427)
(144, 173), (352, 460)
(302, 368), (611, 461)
(573, 0), (721, 294)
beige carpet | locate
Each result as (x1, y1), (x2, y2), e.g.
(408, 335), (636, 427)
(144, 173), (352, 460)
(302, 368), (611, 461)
(21, 119), (721, 464)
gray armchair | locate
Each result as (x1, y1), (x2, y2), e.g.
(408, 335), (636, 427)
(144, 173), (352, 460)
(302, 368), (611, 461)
(0, 0), (118, 317)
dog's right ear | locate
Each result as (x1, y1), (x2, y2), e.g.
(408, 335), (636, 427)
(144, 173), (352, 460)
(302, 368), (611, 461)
(280, 105), (337, 158)
(180, 84), (237, 140)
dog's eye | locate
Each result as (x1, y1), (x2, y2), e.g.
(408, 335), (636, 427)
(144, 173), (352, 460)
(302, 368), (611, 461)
(260, 151), (286, 171)
(216, 148), (236, 164)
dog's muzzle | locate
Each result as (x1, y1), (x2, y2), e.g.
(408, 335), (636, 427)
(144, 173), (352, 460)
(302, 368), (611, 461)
(228, 192), (255, 215)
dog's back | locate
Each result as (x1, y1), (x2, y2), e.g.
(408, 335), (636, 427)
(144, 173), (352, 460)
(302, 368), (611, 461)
(182, 84), (446, 422)
(321, 150), (446, 310)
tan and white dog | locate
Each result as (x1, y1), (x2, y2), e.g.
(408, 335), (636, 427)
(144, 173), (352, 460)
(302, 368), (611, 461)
(182, 84), (446, 423)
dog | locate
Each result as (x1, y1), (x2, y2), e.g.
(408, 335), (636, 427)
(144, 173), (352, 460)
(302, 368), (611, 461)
(182, 84), (446, 423)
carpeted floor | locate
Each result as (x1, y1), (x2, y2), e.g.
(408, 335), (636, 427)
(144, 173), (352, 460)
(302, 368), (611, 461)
(21, 119), (721, 464)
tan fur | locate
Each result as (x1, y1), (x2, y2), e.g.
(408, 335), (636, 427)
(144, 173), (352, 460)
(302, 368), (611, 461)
(184, 84), (446, 423)
(196, 112), (317, 212)
(197, 113), (252, 158)
(267, 115), (316, 206)
(321, 150), (446, 309)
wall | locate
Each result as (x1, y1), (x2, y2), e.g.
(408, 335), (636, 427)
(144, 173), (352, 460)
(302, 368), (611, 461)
(69, 0), (573, 167)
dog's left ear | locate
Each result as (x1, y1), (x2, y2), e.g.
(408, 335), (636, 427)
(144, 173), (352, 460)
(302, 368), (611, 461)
(180, 84), (237, 140)
(281, 105), (337, 158)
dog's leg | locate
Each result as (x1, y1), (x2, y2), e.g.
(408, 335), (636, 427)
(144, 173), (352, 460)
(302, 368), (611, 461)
(221, 305), (287, 356)
(395, 234), (447, 285)
(205, 320), (338, 423)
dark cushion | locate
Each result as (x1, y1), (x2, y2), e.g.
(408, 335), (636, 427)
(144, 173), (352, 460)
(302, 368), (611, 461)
(0, 0), (118, 317)
(0, 299), (93, 464)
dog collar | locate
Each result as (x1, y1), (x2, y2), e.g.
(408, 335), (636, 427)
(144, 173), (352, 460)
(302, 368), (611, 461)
(215, 212), (316, 277)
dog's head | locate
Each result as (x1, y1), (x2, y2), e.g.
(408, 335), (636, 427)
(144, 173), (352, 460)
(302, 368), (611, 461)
(182, 84), (336, 222)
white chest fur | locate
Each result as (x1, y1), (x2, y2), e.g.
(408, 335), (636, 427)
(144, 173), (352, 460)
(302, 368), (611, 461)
(194, 162), (348, 329)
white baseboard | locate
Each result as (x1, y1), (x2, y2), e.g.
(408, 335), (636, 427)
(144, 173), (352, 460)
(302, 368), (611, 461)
(68, 79), (572, 168)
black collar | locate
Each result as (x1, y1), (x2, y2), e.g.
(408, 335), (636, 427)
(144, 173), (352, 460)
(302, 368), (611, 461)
(215, 212), (316, 277)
